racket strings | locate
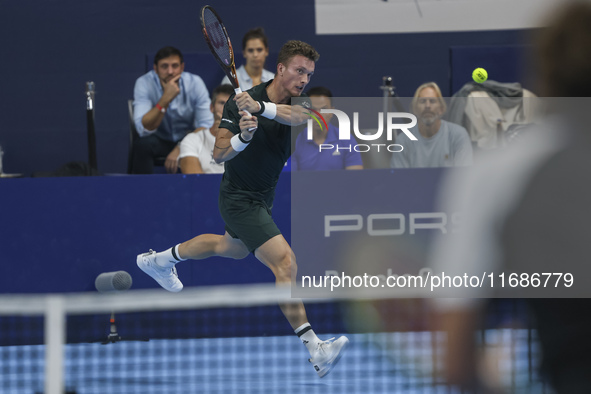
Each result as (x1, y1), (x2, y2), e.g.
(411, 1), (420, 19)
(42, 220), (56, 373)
(203, 10), (232, 66)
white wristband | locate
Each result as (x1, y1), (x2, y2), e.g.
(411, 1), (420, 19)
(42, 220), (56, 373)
(261, 102), (277, 119)
(230, 133), (250, 152)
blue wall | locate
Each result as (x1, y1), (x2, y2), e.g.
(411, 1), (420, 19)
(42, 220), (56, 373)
(0, 0), (531, 176)
(0, 173), (279, 293)
(1, 169), (452, 294)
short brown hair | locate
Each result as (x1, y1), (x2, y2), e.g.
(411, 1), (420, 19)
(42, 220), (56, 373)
(276, 40), (319, 67)
(536, 1), (591, 96)
(154, 46), (183, 65)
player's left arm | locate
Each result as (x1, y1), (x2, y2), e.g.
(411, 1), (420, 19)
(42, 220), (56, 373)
(273, 104), (310, 126)
(234, 92), (310, 126)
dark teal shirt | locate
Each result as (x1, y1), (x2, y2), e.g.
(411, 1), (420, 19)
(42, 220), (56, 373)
(219, 80), (308, 192)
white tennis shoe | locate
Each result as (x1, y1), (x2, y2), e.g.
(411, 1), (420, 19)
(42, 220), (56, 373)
(309, 336), (349, 378)
(137, 249), (183, 292)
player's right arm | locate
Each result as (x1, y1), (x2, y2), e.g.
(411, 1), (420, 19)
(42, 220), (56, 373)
(214, 112), (258, 164)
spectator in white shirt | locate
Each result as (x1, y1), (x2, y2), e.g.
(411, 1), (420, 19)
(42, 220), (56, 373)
(178, 85), (233, 174)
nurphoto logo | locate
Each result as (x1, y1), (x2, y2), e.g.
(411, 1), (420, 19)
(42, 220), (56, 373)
(306, 109), (418, 153)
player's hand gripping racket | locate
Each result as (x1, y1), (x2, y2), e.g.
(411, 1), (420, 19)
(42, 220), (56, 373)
(200, 5), (256, 130)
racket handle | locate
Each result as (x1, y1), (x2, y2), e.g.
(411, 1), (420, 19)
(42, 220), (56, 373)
(234, 87), (253, 117)
(234, 87), (255, 130)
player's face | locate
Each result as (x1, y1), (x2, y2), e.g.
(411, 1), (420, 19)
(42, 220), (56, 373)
(310, 95), (333, 132)
(415, 87), (443, 126)
(210, 93), (230, 121)
(154, 55), (184, 84)
(280, 55), (315, 97)
(243, 38), (268, 69)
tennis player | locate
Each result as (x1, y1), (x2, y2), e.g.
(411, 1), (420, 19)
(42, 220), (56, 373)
(138, 40), (348, 378)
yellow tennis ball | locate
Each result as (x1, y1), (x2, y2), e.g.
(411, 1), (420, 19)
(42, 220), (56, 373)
(472, 68), (488, 83)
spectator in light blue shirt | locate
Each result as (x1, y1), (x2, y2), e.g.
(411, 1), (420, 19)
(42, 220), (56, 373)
(132, 46), (213, 174)
(221, 27), (274, 90)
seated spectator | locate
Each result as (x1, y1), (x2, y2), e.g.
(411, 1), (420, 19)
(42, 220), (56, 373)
(178, 85), (233, 174)
(132, 46), (213, 174)
(221, 27), (275, 90)
(390, 82), (472, 169)
(292, 87), (363, 171)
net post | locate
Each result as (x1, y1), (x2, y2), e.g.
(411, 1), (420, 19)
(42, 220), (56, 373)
(45, 296), (65, 394)
(86, 81), (98, 171)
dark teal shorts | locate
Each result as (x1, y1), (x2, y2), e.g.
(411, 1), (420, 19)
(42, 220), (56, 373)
(218, 178), (281, 253)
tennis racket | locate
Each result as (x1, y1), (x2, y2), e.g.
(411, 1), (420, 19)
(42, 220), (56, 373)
(200, 6), (244, 94)
(200, 5), (255, 126)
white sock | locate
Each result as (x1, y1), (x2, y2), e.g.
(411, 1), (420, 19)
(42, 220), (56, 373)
(295, 323), (321, 355)
(155, 244), (185, 268)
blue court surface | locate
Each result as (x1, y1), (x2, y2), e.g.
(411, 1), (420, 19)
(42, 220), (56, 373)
(0, 330), (546, 394)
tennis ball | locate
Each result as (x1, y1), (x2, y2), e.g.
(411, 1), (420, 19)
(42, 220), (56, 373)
(472, 68), (488, 83)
